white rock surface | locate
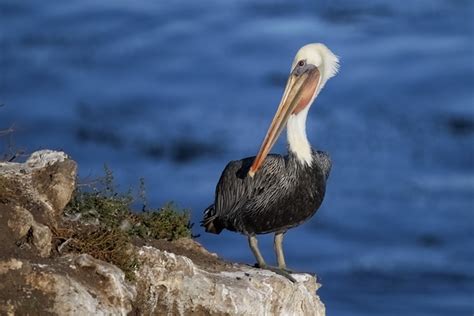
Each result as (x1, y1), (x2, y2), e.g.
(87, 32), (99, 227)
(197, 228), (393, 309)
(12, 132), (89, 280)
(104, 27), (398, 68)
(0, 255), (136, 316)
(135, 246), (325, 316)
(0, 150), (77, 257)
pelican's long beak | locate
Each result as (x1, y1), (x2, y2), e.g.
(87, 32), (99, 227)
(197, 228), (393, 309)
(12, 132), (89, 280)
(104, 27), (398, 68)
(248, 66), (320, 177)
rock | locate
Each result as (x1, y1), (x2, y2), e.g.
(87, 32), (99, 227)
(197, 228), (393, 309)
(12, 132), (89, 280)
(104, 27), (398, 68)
(7, 205), (34, 239)
(0, 258), (23, 274)
(0, 255), (136, 316)
(0, 150), (77, 257)
(0, 242), (325, 316)
(29, 151), (77, 213)
(135, 244), (325, 316)
(31, 221), (53, 258)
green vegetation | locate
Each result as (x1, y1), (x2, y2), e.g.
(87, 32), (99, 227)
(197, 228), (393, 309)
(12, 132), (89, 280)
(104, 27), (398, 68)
(129, 203), (192, 240)
(56, 165), (192, 280)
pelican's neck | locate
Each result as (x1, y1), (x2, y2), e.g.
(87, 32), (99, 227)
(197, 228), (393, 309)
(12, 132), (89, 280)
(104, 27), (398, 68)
(287, 106), (312, 166)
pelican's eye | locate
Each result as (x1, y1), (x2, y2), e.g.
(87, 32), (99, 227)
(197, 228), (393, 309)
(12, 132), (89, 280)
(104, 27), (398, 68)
(297, 60), (305, 67)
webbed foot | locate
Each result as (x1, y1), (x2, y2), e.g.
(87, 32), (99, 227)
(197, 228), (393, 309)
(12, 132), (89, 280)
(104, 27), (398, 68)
(281, 267), (295, 274)
(254, 263), (297, 283)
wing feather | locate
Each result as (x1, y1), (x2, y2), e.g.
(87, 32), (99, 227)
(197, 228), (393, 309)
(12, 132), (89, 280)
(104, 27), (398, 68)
(214, 155), (289, 231)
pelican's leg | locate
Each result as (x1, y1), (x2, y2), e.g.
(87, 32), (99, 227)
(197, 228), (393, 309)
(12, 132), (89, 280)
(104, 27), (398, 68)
(274, 232), (294, 273)
(274, 232), (287, 269)
(249, 235), (296, 283)
(248, 235), (266, 268)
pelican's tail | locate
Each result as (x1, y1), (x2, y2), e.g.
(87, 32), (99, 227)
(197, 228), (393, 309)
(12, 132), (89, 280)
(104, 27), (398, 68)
(201, 204), (223, 234)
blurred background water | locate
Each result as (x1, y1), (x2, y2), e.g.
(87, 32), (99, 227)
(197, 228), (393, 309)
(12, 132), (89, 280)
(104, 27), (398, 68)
(1, 0), (473, 314)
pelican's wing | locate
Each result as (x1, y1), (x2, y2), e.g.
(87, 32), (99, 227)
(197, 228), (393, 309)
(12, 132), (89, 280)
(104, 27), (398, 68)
(214, 154), (288, 231)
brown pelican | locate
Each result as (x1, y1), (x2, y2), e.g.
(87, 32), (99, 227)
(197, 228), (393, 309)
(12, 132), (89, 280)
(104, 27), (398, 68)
(202, 43), (339, 281)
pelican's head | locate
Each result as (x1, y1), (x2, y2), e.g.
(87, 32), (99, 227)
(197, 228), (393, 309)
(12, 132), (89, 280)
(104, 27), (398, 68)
(291, 43), (339, 93)
(249, 43), (339, 177)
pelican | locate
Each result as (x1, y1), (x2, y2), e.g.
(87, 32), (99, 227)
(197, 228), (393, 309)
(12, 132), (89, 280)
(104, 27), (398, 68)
(202, 43), (339, 281)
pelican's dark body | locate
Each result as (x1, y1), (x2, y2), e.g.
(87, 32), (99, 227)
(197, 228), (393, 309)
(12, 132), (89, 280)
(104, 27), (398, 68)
(202, 150), (331, 236)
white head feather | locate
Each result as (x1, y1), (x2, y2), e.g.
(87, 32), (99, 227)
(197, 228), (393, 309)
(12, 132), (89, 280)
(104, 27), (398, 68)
(286, 43), (339, 166)
(291, 43), (339, 90)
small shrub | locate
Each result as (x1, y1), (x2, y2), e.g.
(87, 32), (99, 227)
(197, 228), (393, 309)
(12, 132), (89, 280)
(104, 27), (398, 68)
(59, 226), (139, 281)
(57, 166), (192, 280)
(65, 189), (132, 227)
(130, 203), (191, 240)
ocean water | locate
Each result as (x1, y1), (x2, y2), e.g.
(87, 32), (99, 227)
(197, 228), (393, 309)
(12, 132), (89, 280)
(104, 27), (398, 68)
(1, 0), (473, 314)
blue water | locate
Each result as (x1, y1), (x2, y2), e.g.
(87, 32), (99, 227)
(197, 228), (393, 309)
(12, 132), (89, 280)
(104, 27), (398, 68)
(1, 1), (473, 314)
